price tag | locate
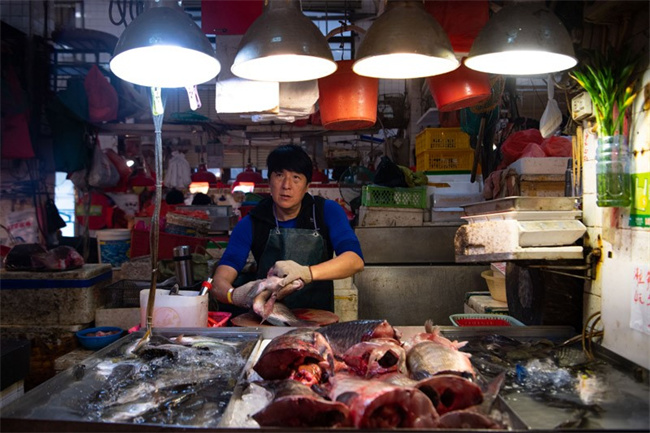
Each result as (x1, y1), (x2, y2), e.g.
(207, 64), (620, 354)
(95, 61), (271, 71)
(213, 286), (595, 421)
(630, 264), (650, 335)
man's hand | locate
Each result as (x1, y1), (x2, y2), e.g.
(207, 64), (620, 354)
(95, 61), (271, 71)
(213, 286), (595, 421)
(269, 260), (312, 287)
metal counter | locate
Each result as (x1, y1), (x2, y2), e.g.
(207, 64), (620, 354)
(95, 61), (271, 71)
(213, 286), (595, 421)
(1, 326), (648, 432)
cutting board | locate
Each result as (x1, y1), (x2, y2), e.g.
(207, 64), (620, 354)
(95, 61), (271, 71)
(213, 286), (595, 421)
(231, 308), (339, 327)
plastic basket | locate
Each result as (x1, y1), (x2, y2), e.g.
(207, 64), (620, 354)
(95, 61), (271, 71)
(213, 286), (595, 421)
(130, 228), (209, 260)
(361, 185), (427, 209)
(449, 314), (524, 327)
(416, 149), (475, 173)
(208, 311), (231, 327)
(105, 279), (149, 308)
(416, 128), (471, 154)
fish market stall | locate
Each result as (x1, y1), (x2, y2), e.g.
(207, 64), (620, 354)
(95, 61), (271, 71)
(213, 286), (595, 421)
(1, 323), (648, 432)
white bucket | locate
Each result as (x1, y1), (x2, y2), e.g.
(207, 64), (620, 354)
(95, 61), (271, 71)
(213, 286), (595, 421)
(96, 229), (131, 269)
(140, 289), (209, 328)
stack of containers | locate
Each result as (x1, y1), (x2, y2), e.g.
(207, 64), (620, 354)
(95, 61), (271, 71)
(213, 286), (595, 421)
(415, 128), (484, 222)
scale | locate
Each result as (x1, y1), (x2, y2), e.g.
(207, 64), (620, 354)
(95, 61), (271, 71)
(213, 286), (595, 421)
(454, 197), (586, 262)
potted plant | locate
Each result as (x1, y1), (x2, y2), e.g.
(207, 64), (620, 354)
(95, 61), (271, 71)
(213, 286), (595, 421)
(571, 48), (641, 207)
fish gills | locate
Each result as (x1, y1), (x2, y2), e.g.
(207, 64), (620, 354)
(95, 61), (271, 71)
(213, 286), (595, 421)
(252, 380), (351, 428)
(330, 374), (439, 429)
(342, 339), (406, 378)
(253, 329), (334, 383)
(415, 374), (483, 415)
(407, 341), (475, 380)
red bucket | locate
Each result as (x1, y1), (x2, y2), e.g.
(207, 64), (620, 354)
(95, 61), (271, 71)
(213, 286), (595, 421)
(426, 58), (491, 112)
(318, 60), (379, 131)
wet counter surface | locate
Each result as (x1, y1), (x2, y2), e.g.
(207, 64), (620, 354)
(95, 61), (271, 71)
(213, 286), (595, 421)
(1, 326), (648, 432)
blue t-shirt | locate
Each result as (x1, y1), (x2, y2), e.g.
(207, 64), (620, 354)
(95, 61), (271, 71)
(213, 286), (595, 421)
(219, 199), (363, 272)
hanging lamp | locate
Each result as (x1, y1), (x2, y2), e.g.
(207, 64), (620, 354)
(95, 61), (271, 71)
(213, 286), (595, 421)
(110, 0), (220, 88)
(465, 3), (576, 76)
(231, 0), (337, 82)
(236, 142), (265, 184)
(353, 0), (459, 79)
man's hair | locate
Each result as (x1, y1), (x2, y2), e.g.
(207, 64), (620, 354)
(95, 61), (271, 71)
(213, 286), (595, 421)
(165, 188), (185, 205)
(266, 144), (312, 183)
(192, 193), (213, 205)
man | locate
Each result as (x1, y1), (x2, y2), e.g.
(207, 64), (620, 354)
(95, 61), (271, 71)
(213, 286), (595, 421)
(211, 144), (364, 312)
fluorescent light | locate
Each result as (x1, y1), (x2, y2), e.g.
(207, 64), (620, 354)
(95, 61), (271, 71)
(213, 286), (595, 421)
(353, 1), (458, 79)
(231, 0), (336, 82)
(110, 3), (220, 88)
(465, 3), (576, 76)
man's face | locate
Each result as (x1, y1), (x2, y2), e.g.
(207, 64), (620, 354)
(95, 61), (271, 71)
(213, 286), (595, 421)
(269, 169), (309, 213)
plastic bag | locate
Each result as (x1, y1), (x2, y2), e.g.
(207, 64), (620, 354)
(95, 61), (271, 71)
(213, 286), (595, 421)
(374, 156), (407, 187)
(539, 76), (562, 138)
(500, 129), (544, 167)
(88, 145), (120, 188)
(164, 151), (192, 189)
(84, 64), (118, 122)
(541, 136), (572, 157)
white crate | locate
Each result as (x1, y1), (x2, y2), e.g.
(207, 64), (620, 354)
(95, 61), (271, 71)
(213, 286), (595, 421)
(358, 206), (423, 227)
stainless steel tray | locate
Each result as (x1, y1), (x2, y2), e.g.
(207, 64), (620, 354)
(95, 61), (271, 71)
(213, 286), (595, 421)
(1, 328), (263, 429)
(462, 196), (579, 216)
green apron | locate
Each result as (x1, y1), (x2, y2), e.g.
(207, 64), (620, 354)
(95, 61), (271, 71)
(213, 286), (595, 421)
(256, 203), (333, 311)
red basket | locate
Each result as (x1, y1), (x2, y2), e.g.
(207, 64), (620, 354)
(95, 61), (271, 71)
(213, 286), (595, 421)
(455, 318), (512, 327)
(208, 311), (231, 327)
(130, 228), (209, 260)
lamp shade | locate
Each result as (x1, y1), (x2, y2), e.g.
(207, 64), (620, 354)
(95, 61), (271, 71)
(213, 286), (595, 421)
(231, 0), (336, 82)
(110, 3), (220, 88)
(236, 167), (265, 184)
(191, 164), (218, 187)
(353, 1), (459, 79)
(465, 3), (576, 76)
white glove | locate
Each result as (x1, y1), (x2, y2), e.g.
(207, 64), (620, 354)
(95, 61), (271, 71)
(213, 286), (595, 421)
(270, 260), (312, 287)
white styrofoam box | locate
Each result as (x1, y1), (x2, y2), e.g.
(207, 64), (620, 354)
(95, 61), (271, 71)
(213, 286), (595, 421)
(518, 219), (586, 247)
(431, 208), (464, 222)
(509, 157), (571, 175)
(427, 182), (483, 208)
(433, 190), (484, 209)
(427, 173), (480, 184)
(358, 206), (423, 227)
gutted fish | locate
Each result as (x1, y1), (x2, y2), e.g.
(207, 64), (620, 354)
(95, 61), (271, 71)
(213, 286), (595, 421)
(253, 328), (335, 386)
(252, 380), (351, 427)
(415, 374), (483, 415)
(342, 338), (406, 378)
(263, 301), (317, 327)
(436, 409), (502, 429)
(317, 320), (402, 355)
(407, 340), (475, 380)
(329, 373), (439, 428)
(403, 320), (467, 352)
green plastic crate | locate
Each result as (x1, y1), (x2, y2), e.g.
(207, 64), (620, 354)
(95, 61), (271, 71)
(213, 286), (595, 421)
(361, 185), (427, 209)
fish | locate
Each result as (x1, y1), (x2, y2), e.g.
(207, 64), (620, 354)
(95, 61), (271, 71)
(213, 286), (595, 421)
(252, 380), (351, 428)
(403, 319), (467, 352)
(435, 409), (502, 429)
(317, 320), (402, 356)
(329, 372), (439, 428)
(342, 338), (407, 378)
(253, 328), (335, 386)
(263, 301), (317, 327)
(170, 334), (239, 353)
(407, 340), (476, 380)
(252, 279), (304, 323)
(415, 374), (483, 415)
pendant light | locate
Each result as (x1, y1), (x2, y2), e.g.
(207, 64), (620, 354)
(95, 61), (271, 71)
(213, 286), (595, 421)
(110, 0), (220, 88)
(231, 0), (337, 82)
(465, 3), (576, 76)
(353, 0), (459, 80)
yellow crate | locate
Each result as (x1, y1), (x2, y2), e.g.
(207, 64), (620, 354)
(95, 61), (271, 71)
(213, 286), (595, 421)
(415, 128), (471, 154)
(416, 149), (475, 172)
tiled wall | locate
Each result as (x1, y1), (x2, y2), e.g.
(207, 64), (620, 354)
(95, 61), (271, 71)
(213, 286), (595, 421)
(581, 64), (650, 369)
